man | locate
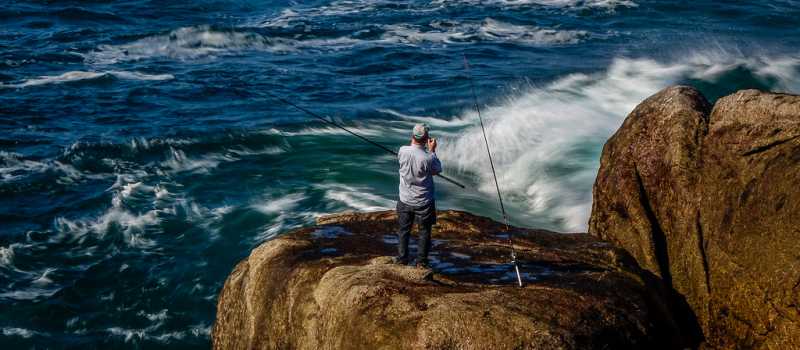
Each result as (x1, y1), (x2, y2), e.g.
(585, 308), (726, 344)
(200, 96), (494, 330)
(394, 123), (442, 268)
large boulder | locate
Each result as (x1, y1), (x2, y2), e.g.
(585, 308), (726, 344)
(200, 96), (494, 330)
(589, 87), (800, 349)
(588, 86), (713, 333)
(213, 210), (690, 349)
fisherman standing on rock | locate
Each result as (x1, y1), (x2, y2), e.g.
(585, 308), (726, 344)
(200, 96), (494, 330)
(393, 123), (442, 269)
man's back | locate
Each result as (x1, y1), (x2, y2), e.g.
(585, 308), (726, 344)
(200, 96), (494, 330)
(394, 123), (441, 268)
(398, 144), (442, 207)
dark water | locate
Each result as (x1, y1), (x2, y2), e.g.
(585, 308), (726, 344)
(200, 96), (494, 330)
(1, 0), (799, 348)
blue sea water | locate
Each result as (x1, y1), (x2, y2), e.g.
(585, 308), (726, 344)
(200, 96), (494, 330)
(1, 0), (799, 347)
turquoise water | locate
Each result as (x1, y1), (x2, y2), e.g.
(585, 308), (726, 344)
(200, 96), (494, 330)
(2, 0), (800, 347)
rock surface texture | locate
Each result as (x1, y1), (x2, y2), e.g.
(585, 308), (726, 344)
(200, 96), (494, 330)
(213, 210), (689, 350)
(590, 87), (800, 349)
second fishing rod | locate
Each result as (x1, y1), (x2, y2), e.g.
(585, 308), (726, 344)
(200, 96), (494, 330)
(463, 54), (524, 287)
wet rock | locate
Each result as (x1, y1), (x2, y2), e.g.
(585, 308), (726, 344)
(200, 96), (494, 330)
(213, 210), (688, 349)
(589, 87), (800, 349)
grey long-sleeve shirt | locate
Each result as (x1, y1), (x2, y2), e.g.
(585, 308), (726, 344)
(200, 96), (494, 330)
(398, 144), (442, 207)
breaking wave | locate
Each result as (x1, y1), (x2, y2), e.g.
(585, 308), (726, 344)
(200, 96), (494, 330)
(2, 327), (39, 338)
(319, 183), (395, 212)
(380, 18), (591, 45)
(0, 71), (173, 88)
(85, 18), (593, 64)
(0, 245), (16, 268)
(441, 52), (800, 231)
(83, 25), (295, 64)
(252, 0), (636, 27)
(251, 193), (307, 215)
(105, 323), (211, 344)
(433, 0), (638, 11)
(0, 151), (90, 188)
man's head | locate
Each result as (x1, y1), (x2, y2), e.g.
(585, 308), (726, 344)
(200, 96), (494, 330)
(412, 123), (429, 143)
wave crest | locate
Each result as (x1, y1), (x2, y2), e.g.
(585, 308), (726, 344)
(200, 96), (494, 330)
(1, 71), (173, 88)
(441, 53), (800, 231)
(84, 25), (293, 64)
(382, 18), (591, 45)
(86, 18), (593, 64)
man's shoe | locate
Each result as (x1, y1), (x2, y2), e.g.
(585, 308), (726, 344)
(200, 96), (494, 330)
(390, 256), (408, 265)
(415, 261), (434, 281)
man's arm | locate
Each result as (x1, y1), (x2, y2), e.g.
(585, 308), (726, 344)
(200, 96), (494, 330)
(430, 153), (442, 175)
(428, 138), (442, 175)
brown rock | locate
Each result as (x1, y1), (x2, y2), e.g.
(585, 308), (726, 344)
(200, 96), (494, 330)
(700, 90), (800, 349)
(589, 87), (800, 349)
(588, 86), (712, 335)
(213, 210), (688, 349)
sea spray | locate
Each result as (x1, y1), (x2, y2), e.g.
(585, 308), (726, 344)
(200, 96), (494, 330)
(440, 53), (800, 231)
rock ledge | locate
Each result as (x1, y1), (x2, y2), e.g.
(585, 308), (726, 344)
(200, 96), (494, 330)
(213, 210), (689, 349)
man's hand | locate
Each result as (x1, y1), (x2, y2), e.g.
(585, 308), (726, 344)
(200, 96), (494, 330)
(427, 137), (437, 153)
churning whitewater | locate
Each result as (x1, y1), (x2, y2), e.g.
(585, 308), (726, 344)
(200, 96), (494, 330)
(2, 0), (800, 348)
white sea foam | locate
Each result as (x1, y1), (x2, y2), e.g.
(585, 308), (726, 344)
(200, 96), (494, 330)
(2, 327), (37, 338)
(532, 0), (637, 10)
(32, 268), (56, 286)
(84, 25), (294, 64)
(320, 184), (394, 212)
(0, 245), (16, 268)
(251, 193), (306, 215)
(126, 136), (196, 153)
(0, 151), (89, 183)
(250, 0), (382, 25)
(441, 53), (800, 232)
(189, 324), (212, 337)
(86, 17), (588, 64)
(377, 109), (472, 129)
(227, 146), (285, 157)
(431, 0), (637, 11)
(381, 18), (590, 46)
(210, 205), (234, 218)
(107, 327), (147, 343)
(264, 125), (383, 137)
(251, 0), (635, 29)
(55, 208), (160, 248)
(106, 322), (210, 344)
(255, 210), (328, 243)
(114, 181), (154, 206)
(261, 16), (592, 47)
(54, 179), (162, 249)
(138, 309), (169, 322)
(479, 18), (589, 44)
(0, 71), (173, 88)
(162, 147), (236, 174)
(1, 151), (48, 181)
(0, 287), (60, 300)
(153, 184), (172, 203)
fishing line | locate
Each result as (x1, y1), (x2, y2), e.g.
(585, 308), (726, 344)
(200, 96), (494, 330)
(463, 54), (524, 287)
(259, 90), (467, 189)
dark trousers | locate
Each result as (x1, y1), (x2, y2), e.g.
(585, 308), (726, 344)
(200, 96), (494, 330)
(396, 200), (436, 263)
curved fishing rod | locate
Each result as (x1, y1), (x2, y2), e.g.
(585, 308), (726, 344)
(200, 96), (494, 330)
(463, 54), (524, 287)
(259, 90), (467, 189)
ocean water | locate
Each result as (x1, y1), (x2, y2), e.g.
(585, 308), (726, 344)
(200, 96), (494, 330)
(1, 0), (799, 347)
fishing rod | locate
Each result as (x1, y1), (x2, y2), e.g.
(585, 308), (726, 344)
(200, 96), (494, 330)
(463, 54), (524, 287)
(259, 90), (467, 189)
